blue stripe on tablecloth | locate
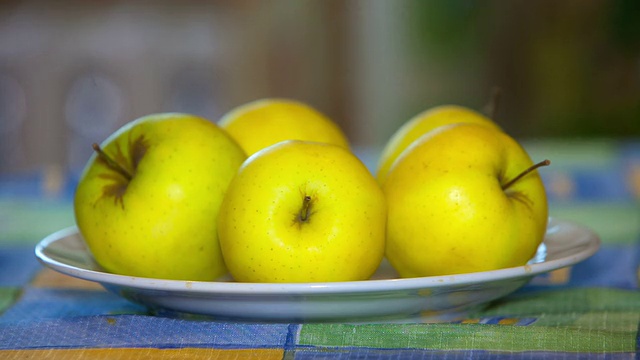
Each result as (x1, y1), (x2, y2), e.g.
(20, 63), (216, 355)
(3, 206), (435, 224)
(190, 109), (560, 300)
(0, 288), (148, 322)
(283, 323), (303, 358)
(0, 172), (77, 201)
(0, 315), (295, 350)
(0, 247), (43, 286)
(516, 243), (639, 291)
(566, 244), (640, 289)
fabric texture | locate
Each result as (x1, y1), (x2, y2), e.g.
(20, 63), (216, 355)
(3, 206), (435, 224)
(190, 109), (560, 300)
(0, 139), (638, 358)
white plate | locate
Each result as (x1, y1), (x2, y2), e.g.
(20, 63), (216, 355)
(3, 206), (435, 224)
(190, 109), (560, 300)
(35, 218), (599, 323)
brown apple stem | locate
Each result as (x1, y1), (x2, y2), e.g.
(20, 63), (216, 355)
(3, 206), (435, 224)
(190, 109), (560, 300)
(502, 159), (551, 191)
(298, 195), (313, 222)
(484, 87), (502, 119)
(92, 143), (133, 181)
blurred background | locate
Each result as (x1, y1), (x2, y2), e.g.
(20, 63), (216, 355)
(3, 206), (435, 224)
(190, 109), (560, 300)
(0, 0), (639, 174)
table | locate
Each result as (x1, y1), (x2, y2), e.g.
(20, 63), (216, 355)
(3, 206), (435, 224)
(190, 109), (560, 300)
(1, 139), (639, 359)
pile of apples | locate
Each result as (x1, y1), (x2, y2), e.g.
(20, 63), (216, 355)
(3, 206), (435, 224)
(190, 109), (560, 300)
(74, 98), (549, 283)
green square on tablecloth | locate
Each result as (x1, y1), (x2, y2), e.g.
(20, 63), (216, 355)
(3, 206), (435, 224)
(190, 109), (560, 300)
(0, 200), (74, 246)
(298, 290), (640, 353)
(549, 202), (640, 245)
(297, 322), (636, 352)
(0, 288), (20, 314)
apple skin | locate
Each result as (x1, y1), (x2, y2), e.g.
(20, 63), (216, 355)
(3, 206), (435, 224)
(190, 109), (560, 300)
(74, 113), (246, 281)
(383, 123), (548, 277)
(218, 98), (350, 156)
(217, 140), (386, 283)
(377, 105), (501, 185)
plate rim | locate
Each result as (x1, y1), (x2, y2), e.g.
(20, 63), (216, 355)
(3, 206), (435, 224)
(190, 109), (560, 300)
(35, 218), (600, 296)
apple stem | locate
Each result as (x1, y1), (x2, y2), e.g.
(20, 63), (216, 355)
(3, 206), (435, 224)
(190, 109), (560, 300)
(484, 86), (502, 120)
(502, 159), (551, 191)
(298, 195), (313, 222)
(92, 143), (133, 181)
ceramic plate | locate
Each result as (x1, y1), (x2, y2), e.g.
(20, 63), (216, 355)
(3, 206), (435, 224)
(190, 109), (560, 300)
(35, 218), (599, 323)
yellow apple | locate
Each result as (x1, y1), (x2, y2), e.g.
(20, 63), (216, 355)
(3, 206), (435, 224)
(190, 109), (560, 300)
(383, 123), (549, 277)
(217, 140), (386, 283)
(74, 113), (246, 281)
(218, 98), (350, 156)
(376, 105), (501, 184)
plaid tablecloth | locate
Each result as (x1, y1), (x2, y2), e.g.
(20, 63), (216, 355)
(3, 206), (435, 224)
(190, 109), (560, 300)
(0, 139), (638, 359)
